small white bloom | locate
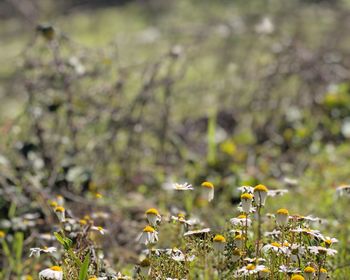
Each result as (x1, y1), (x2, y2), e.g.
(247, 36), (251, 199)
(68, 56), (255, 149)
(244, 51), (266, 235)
(91, 226), (107, 235)
(29, 247), (57, 257)
(145, 208), (161, 226)
(230, 215), (251, 227)
(172, 182), (193, 191)
(39, 266), (63, 280)
(184, 228), (210, 236)
(336, 184), (350, 197)
(137, 226), (158, 245)
(308, 246), (337, 256)
(201, 182), (214, 202)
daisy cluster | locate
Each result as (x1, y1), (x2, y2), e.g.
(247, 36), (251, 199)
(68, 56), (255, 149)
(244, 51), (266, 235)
(133, 182), (337, 279)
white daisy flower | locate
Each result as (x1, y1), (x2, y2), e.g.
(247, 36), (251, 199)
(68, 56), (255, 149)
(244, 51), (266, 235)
(39, 266), (63, 280)
(234, 264), (267, 277)
(264, 229), (281, 237)
(172, 182), (193, 191)
(319, 268), (328, 280)
(237, 186), (254, 193)
(278, 265), (301, 274)
(91, 226), (107, 235)
(267, 189), (289, 197)
(137, 226), (158, 245)
(304, 266), (316, 280)
(230, 214), (252, 227)
(308, 246), (337, 256)
(184, 228), (210, 236)
(171, 213), (197, 226)
(145, 208), (161, 226)
(240, 193), (253, 213)
(276, 208), (289, 226)
(212, 234), (226, 252)
(253, 184), (268, 206)
(29, 247), (57, 257)
(336, 184), (350, 197)
(54, 206), (65, 222)
(201, 182), (214, 202)
(262, 242), (289, 255)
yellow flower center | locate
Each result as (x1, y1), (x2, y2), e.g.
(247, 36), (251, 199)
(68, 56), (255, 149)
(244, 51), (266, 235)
(238, 214), (246, 219)
(241, 193), (253, 200)
(95, 193), (103, 199)
(49, 201), (58, 208)
(79, 219), (87, 225)
(88, 277), (97, 280)
(246, 264), (256, 271)
(54, 206), (65, 213)
(97, 226), (104, 231)
(320, 268), (327, 273)
(304, 266), (316, 273)
(50, 266), (62, 271)
(234, 234), (244, 240)
(271, 242), (281, 248)
(213, 234), (226, 243)
(254, 184), (268, 192)
(201, 181), (214, 189)
(291, 275), (305, 280)
(261, 268), (270, 273)
(0, 231), (5, 238)
(145, 208), (159, 215)
(143, 226), (155, 233)
(276, 208), (289, 215)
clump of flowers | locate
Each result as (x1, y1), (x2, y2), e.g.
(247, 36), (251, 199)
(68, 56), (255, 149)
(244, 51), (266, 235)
(131, 182), (338, 279)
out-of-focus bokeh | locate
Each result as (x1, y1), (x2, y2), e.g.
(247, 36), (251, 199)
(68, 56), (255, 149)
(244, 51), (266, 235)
(1, 0), (350, 278)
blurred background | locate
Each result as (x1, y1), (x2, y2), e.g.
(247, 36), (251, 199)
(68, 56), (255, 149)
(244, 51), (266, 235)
(1, 0), (350, 276)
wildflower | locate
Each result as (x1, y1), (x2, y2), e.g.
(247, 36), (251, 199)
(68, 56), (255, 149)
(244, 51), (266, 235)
(268, 189), (289, 197)
(137, 226), (158, 245)
(276, 208), (289, 226)
(184, 228), (210, 236)
(323, 236), (338, 247)
(234, 234), (245, 248)
(291, 275), (305, 280)
(145, 208), (161, 226)
(235, 264), (267, 277)
(172, 182), (193, 191)
(139, 258), (151, 277)
(254, 184), (268, 206)
(262, 242), (289, 255)
(258, 267), (270, 278)
(91, 226), (107, 235)
(231, 248), (242, 262)
(303, 266), (316, 280)
(212, 234), (226, 251)
(264, 229), (281, 237)
(240, 193), (253, 213)
(319, 268), (327, 280)
(237, 186), (254, 193)
(39, 266), (63, 280)
(21, 276), (33, 280)
(54, 206), (65, 222)
(279, 265), (301, 274)
(0, 230), (5, 239)
(201, 181), (214, 202)
(29, 246), (57, 257)
(230, 214), (252, 227)
(336, 184), (350, 197)
(290, 244), (306, 261)
(308, 246), (337, 256)
(170, 248), (196, 262)
(79, 219), (87, 226)
(171, 213), (196, 226)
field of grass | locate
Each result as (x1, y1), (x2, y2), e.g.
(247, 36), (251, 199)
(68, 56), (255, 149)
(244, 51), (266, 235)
(1, 0), (350, 279)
